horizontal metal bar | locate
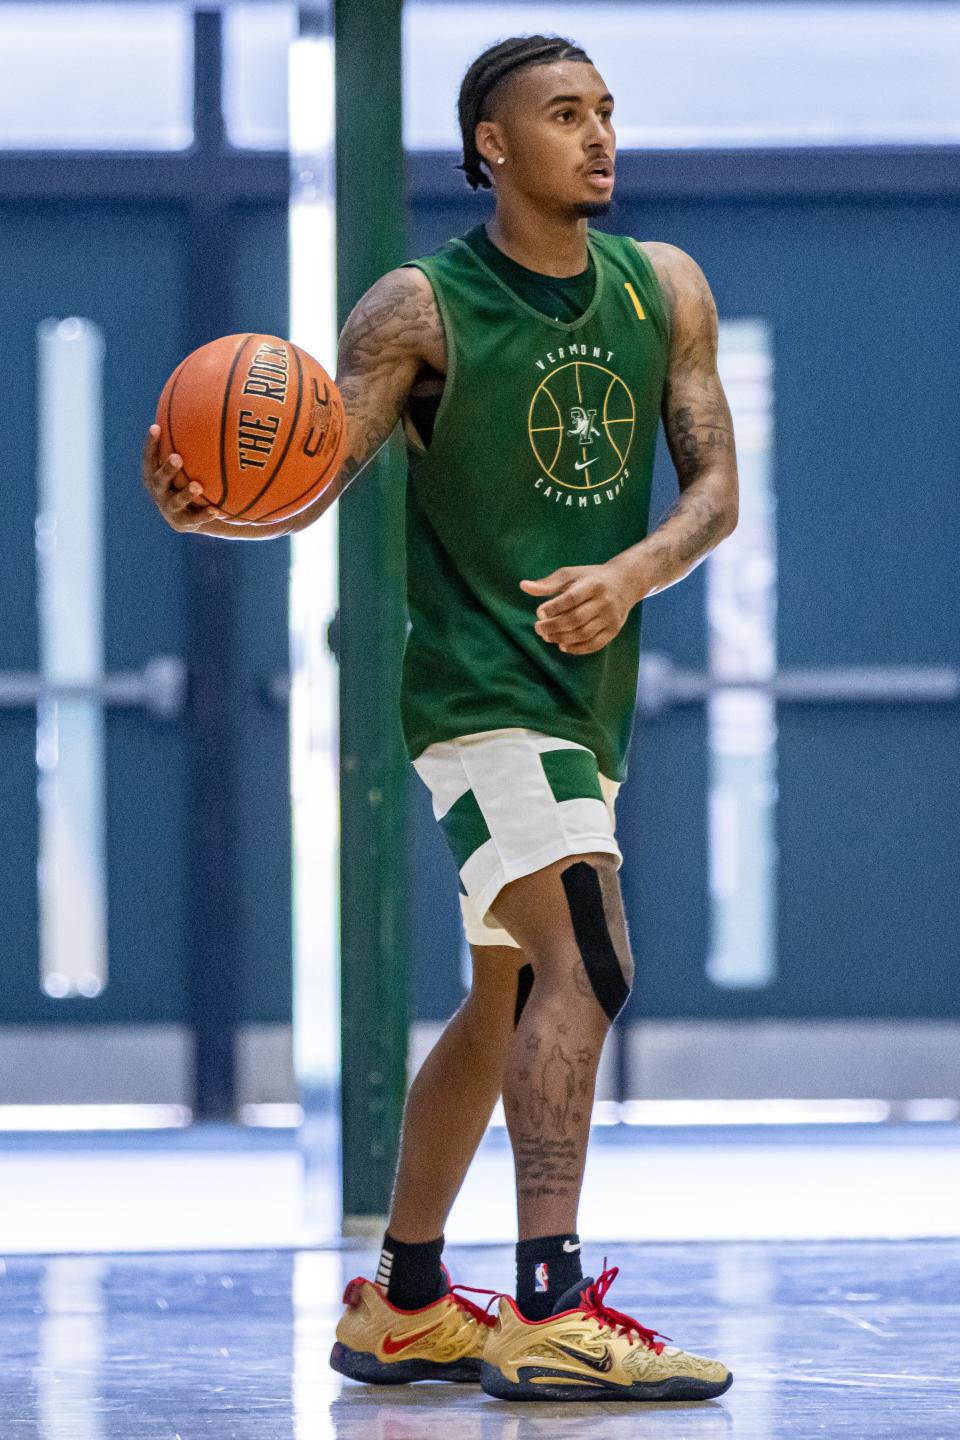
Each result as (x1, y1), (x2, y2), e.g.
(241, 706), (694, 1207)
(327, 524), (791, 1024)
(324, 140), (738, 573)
(0, 657), (187, 720)
(258, 657), (960, 718)
(773, 666), (960, 702)
(636, 654), (960, 714)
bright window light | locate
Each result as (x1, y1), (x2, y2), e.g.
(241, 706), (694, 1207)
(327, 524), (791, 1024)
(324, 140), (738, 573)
(36, 319), (109, 1001)
(706, 321), (778, 989)
(0, 4), (192, 150)
(0, 1105), (191, 1132)
(223, 3), (296, 149)
(403, 3), (960, 150)
(288, 16), (342, 1240)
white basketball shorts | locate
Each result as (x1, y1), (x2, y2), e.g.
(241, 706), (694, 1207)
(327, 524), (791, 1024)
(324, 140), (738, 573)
(412, 727), (622, 950)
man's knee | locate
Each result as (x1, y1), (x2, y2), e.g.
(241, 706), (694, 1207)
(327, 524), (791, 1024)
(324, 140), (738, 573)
(488, 852), (634, 1021)
(465, 943), (534, 1030)
(561, 858), (633, 1023)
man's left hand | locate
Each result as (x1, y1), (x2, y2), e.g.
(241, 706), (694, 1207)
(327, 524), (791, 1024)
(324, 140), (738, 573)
(520, 562), (641, 656)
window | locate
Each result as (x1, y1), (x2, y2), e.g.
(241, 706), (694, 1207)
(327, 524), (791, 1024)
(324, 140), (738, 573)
(0, 5), (192, 150)
(36, 318), (108, 999)
(403, 3), (960, 149)
(223, 3), (296, 150)
(707, 321), (777, 989)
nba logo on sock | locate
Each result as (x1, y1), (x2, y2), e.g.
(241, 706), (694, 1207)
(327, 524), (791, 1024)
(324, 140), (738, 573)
(534, 1261), (549, 1293)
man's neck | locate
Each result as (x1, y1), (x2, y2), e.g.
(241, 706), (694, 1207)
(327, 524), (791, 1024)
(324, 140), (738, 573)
(485, 206), (589, 278)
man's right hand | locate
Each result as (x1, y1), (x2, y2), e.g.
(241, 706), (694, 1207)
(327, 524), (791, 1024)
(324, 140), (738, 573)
(141, 425), (238, 535)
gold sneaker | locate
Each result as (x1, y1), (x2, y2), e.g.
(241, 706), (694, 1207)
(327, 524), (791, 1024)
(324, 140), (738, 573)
(480, 1265), (733, 1402)
(330, 1265), (497, 1385)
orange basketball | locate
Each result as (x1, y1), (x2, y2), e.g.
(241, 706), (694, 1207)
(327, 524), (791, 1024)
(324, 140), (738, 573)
(156, 333), (347, 523)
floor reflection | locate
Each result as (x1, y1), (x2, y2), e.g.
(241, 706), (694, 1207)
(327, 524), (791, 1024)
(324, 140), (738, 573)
(327, 1386), (735, 1438)
(0, 1239), (956, 1438)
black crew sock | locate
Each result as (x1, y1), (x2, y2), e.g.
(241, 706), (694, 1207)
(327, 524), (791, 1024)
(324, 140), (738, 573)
(375, 1231), (446, 1311)
(515, 1232), (583, 1321)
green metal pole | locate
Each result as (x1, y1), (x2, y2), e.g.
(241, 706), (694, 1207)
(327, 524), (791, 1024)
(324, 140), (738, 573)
(335, 0), (409, 1230)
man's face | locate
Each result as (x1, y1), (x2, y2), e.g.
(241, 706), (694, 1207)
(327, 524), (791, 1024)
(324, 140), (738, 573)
(489, 61), (616, 217)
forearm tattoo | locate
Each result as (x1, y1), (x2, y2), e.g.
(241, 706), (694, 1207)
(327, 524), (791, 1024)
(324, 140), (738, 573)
(639, 241), (739, 566)
(659, 469), (731, 563)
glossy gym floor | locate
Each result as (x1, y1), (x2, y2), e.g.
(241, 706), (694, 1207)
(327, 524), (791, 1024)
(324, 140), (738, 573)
(2, 1126), (958, 1439)
(3, 1239), (959, 1439)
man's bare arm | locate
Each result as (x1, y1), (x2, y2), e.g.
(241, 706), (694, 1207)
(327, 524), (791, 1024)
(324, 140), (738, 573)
(239, 266), (441, 537)
(142, 266), (443, 539)
(608, 242), (739, 600)
(287, 265), (444, 530)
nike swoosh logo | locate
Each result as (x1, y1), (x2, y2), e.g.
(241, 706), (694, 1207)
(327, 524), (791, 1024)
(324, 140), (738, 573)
(574, 458), (597, 470)
(555, 1342), (614, 1373)
(381, 1322), (441, 1356)
(562, 1240), (581, 1253)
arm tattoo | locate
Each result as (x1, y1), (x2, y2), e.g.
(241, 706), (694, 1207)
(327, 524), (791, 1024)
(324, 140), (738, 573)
(662, 378), (735, 486)
(656, 248), (735, 482)
(661, 483), (729, 564)
(332, 268), (445, 491)
(637, 241), (739, 565)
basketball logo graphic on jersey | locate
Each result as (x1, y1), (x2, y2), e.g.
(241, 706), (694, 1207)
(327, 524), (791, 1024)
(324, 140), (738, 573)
(534, 1262), (550, 1294)
(528, 351), (636, 502)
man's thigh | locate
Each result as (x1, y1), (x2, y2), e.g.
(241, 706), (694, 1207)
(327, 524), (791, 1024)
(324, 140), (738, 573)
(488, 850), (631, 984)
(413, 729), (621, 947)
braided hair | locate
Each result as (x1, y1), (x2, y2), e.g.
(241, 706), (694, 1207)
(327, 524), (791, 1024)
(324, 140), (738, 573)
(456, 34), (592, 191)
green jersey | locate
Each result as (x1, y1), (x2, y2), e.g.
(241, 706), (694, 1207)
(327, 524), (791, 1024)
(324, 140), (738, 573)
(401, 226), (670, 782)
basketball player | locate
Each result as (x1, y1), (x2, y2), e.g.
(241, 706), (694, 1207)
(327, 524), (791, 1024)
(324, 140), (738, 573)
(144, 35), (739, 1403)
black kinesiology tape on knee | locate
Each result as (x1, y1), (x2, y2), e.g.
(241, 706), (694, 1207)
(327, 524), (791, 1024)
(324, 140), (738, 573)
(514, 963), (535, 1027)
(561, 861), (630, 1022)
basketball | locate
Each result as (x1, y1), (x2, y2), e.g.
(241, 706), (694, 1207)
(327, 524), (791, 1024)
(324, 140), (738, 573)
(156, 333), (347, 523)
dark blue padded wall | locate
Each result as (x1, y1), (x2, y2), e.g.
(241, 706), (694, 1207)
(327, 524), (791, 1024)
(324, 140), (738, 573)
(0, 199), (292, 1028)
(0, 203), (190, 1021)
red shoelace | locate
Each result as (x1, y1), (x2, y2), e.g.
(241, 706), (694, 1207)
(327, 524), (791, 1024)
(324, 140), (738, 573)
(346, 1268), (500, 1327)
(447, 1281), (501, 1328)
(577, 1264), (671, 1354)
(351, 1260), (670, 1349)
